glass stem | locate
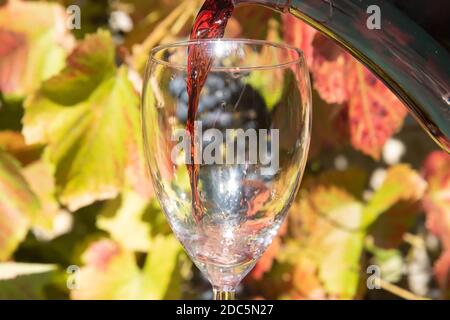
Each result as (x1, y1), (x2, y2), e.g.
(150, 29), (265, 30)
(213, 286), (236, 300)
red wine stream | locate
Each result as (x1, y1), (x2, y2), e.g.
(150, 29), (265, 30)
(187, 0), (234, 223)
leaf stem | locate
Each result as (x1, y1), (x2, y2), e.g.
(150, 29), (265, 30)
(130, 0), (200, 71)
(379, 279), (430, 300)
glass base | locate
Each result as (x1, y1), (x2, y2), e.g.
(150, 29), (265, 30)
(213, 287), (236, 300)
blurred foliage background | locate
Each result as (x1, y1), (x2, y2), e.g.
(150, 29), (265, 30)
(0, 0), (449, 300)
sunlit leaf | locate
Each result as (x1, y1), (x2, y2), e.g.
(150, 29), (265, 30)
(288, 245), (327, 299)
(434, 251), (450, 298)
(125, 115), (154, 199)
(310, 34), (347, 105)
(282, 15), (316, 67)
(346, 61), (407, 160)
(0, 149), (40, 261)
(0, 262), (57, 299)
(243, 19), (283, 110)
(289, 24), (408, 159)
(97, 191), (168, 252)
(70, 239), (142, 299)
(364, 165), (427, 227)
(422, 151), (450, 297)
(293, 185), (365, 299)
(0, 0), (74, 98)
(422, 151), (450, 249)
(22, 160), (62, 231)
(71, 237), (183, 300)
(140, 235), (184, 299)
(366, 239), (404, 283)
(0, 130), (41, 165)
(23, 30), (142, 211)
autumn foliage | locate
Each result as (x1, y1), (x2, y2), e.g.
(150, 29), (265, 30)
(0, 0), (449, 300)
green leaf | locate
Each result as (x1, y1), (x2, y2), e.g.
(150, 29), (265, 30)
(22, 160), (62, 231)
(0, 262), (57, 299)
(0, 0), (74, 99)
(70, 239), (141, 300)
(243, 19), (283, 110)
(97, 191), (150, 251)
(364, 165), (426, 228)
(23, 30), (141, 211)
(366, 239), (404, 283)
(293, 184), (365, 299)
(141, 235), (184, 299)
(40, 30), (115, 105)
(0, 149), (40, 261)
(71, 237), (183, 300)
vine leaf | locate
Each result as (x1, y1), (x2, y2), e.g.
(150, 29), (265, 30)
(23, 30), (142, 211)
(0, 0), (74, 98)
(97, 191), (169, 252)
(0, 149), (40, 261)
(346, 60), (407, 160)
(293, 185), (365, 299)
(71, 237), (183, 299)
(434, 251), (450, 298)
(422, 151), (450, 249)
(0, 130), (41, 165)
(311, 34), (347, 105)
(364, 165), (426, 229)
(284, 19), (408, 159)
(0, 262), (57, 299)
(22, 160), (62, 232)
(282, 14), (316, 67)
(244, 19), (284, 110)
(422, 151), (450, 297)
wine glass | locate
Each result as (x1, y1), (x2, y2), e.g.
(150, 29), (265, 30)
(141, 39), (311, 300)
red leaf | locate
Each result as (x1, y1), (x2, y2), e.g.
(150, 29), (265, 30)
(346, 59), (407, 159)
(311, 34), (348, 105)
(434, 251), (450, 298)
(313, 47), (407, 159)
(422, 151), (450, 249)
(312, 53), (347, 105)
(248, 220), (288, 281)
(0, 0), (74, 97)
(248, 236), (280, 281)
(422, 151), (450, 297)
(83, 239), (122, 272)
(282, 15), (316, 68)
(422, 151), (450, 181)
(0, 29), (27, 94)
(284, 18), (408, 159)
